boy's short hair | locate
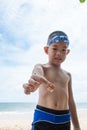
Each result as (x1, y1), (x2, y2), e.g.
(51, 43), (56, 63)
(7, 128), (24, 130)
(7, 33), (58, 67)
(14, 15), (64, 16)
(47, 31), (69, 46)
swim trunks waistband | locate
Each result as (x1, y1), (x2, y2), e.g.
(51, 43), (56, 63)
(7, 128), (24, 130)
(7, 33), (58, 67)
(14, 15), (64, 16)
(32, 105), (71, 124)
(37, 105), (69, 115)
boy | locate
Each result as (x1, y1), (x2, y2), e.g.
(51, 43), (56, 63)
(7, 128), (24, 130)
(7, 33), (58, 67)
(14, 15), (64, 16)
(23, 31), (81, 130)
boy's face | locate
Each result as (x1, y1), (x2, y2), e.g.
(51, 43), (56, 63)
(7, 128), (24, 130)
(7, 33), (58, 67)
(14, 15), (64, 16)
(44, 42), (70, 66)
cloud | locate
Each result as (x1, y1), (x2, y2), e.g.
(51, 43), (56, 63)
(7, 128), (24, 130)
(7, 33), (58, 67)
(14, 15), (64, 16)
(0, 0), (87, 102)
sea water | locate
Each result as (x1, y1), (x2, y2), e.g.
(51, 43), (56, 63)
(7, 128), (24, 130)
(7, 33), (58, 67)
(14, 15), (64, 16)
(0, 102), (36, 120)
(0, 102), (36, 112)
(0, 102), (87, 112)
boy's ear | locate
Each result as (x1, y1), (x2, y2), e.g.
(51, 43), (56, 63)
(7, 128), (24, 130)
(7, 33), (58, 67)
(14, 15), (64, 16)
(44, 46), (49, 54)
(66, 49), (70, 55)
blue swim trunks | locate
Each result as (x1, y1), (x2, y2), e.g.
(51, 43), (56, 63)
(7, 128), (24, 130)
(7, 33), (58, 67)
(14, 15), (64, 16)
(31, 105), (71, 130)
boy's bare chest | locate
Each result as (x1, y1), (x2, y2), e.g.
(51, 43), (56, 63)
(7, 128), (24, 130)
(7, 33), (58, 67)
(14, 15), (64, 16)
(44, 69), (69, 86)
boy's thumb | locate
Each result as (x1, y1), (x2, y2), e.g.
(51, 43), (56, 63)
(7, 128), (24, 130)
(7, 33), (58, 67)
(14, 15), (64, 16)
(41, 76), (55, 92)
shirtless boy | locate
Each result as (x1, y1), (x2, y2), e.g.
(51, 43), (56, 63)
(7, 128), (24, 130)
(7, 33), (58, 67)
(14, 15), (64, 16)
(23, 31), (81, 130)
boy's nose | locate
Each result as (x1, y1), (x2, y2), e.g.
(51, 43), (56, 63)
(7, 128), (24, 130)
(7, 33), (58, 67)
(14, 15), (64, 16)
(56, 51), (61, 55)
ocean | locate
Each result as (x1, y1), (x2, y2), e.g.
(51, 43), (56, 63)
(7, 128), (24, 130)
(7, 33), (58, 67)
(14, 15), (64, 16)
(0, 102), (36, 112)
(0, 102), (87, 112)
(0, 102), (36, 120)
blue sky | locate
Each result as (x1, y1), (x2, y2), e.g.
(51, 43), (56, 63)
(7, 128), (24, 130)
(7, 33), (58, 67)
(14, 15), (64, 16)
(0, 0), (87, 103)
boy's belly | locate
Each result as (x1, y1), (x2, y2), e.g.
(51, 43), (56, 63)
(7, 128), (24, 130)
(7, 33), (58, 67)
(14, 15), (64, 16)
(38, 84), (69, 110)
(38, 93), (69, 110)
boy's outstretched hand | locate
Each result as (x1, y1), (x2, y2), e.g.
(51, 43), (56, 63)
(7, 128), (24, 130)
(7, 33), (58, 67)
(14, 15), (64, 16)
(23, 74), (55, 94)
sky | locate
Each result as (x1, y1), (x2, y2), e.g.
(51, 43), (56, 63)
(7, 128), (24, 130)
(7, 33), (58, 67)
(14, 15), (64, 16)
(0, 0), (87, 103)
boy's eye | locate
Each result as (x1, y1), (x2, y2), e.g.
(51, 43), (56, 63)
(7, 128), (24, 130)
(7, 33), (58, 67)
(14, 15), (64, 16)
(62, 49), (66, 52)
(52, 48), (57, 50)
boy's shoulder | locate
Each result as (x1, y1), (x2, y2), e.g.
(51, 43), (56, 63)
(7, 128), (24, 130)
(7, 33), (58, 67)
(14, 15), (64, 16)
(33, 63), (45, 71)
(32, 64), (44, 75)
(34, 63), (44, 68)
(34, 63), (48, 68)
(62, 69), (72, 78)
(33, 64), (49, 73)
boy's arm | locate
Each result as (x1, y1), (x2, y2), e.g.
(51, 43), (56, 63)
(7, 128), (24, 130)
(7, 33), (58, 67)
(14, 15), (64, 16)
(68, 73), (81, 130)
(23, 64), (55, 94)
(23, 64), (44, 94)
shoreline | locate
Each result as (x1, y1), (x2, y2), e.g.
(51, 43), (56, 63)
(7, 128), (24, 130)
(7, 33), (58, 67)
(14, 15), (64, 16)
(0, 109), (87, 130)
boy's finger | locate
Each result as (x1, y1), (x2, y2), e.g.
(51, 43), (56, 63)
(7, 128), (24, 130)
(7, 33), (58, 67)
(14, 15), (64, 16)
(28, 78), (41, 86)
(31, 74), (55, 92)
(31, 74), (49, 84)
(23, 84), (31, 94)
(31, 74), (42, 83)
(23, 83), (29, 88)
(47, 82), (55, 92)
(24, 88), (31, 94)
(35, 75), (55, 92)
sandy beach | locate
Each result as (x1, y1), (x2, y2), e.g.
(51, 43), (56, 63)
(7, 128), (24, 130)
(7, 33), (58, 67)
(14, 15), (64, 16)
(0, 109), (87, 130)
